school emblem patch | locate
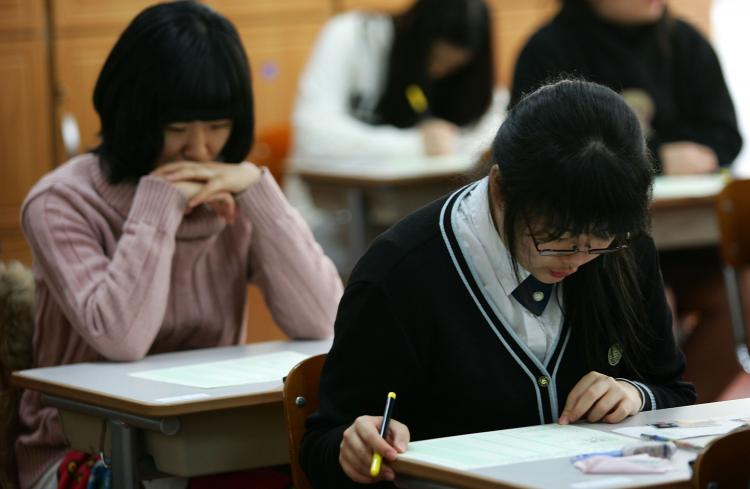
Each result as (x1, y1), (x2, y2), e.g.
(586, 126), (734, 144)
(608, 344), (622, 366)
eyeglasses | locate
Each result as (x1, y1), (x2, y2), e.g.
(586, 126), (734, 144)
(529, 229), (630, 257)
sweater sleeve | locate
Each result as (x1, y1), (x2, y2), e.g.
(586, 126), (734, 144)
(21, 177), (186, 361)
(292, 13), (424, 161)
(668, 21), (743, 167)
(621, 236), (696, 410)
(235, 170), (343, 339)
(300, 280), (420, 489)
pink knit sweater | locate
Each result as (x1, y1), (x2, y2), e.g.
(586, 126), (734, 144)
(16, 154), (343, 489)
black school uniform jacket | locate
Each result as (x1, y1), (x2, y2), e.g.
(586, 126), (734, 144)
(300, 185), (696, 489)
(509, 4), (742, 171)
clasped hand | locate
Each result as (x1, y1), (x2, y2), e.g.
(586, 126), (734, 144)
(151, 161), (261, 223)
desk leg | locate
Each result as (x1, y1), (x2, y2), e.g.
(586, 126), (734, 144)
(111, 420), (139, 489)
(346, 187), (368, 269)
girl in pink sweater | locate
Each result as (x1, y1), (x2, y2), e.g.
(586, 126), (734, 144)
(16, 2), (343, 488)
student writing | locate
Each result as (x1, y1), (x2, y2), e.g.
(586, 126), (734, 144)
(299, 80), (696, 488)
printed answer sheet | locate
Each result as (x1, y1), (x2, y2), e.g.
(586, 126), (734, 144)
(399, 424), (634, 470)
(129, 351), (309, 388)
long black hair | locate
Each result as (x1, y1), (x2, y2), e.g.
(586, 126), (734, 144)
(492, 79), (655, 373)
(373, 0), (494, 129)
(93, 1), (254, 183)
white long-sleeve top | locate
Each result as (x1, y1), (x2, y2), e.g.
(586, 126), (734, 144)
(291, 11), (506, 165)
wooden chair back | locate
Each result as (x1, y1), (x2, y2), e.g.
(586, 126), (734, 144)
(282, 353), (326, 489)
(692, 427), (750, 488)
(716, 179), (750, 372)
(249, 123), (291, 186)
(717, 179), (750, 268)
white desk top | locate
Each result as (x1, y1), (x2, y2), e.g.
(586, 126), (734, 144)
(394, 398), (750, 489)
(652, 174), (726, 202)
(295, 156), (727, 203)
(291, 154), (479, 185)
(12, 339), (332, 417)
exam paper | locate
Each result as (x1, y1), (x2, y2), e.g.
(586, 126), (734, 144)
(129, 351), (309, 388)
(399, 424), (633, 471)
(652, 174), (725, 200)
(613, 419), (746, 441)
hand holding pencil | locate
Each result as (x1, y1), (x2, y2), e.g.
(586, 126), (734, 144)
(406, 84), (457, 156)
(339, 392), (410, 484)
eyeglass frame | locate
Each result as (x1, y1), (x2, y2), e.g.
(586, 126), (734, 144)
(527, 226), (631, 257)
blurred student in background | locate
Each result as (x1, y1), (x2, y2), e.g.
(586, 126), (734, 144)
(292, 0), (502, 161)
(511, 0), (742, 175)
(510, 0), (743, 402)
(301, 80), (695, 488)
(17, 2), (342, 488)
(289, 0), (504, 272)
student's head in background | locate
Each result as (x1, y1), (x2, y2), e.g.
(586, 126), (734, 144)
(564, 0), (667, 25)
(489, 79), (654, 372)
(374, 0), (494, 129)
(93, 0), (254, 184)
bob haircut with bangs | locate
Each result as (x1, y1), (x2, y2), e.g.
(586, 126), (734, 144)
(93, 0), (254, 184)
(491, 79), (654, 374)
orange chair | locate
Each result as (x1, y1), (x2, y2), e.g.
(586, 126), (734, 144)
(249, 124), (291, 186)
(282, 354), (326, 489)
(716, 179), (750, 373)
(691, 426), (750, 488)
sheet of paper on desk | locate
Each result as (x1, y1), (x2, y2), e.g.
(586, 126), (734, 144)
(398, 424), (633, 471)
(613, 419), (745, 441)
(129, 351), (309, 388)
(652, 174), (725, 200)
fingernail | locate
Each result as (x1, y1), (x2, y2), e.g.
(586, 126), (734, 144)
(559, 415), (569, 425)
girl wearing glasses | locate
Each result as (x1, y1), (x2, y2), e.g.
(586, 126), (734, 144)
(300, 80), (695, 488)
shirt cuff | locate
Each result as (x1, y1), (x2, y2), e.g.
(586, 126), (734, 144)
(616, 378), (648, 412)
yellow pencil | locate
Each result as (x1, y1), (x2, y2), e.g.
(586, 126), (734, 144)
(370, 392), (397, 477)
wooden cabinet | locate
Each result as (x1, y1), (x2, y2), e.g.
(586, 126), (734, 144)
(53, 35), (120, 156)
(0, 0), (52, 265)
(0, 0), (46, 33)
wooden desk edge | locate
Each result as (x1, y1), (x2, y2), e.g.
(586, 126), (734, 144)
(392, 457), (532, 489)
(392, 456), (693, 489)
(650, 194), (716, 210)
(11, 372), (283, 417)
(295, 171), (470, 188)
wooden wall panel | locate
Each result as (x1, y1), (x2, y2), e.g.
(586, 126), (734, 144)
(335, 0), (410, 12)
(53, 35), (119, 160)
(53, 0), (154, 35)
(0, 0), (46, 35)
(0, 38), (53, 263)
(238, 21), (327, 131)
(205, 0), (330, 20)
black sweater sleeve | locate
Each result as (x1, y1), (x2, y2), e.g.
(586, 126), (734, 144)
(299, 280), (421, 489)
(628, 236), (696, 409)
(667, 21), (742, 167)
